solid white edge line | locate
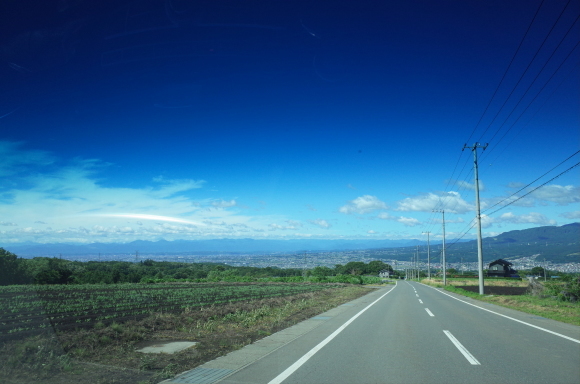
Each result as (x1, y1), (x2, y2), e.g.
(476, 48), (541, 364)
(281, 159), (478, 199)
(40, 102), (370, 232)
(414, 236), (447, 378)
(267, 283), (398, 384)
(425, 308), (434, 317)
(424, 284), (580, 344)
(443, 330), (481, 365)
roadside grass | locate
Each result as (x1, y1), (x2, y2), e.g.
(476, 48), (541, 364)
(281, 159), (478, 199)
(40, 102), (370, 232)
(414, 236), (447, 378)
(421, 279), (580, 326)
(426, 277), (528, 287)
(0, 285), (373, 384)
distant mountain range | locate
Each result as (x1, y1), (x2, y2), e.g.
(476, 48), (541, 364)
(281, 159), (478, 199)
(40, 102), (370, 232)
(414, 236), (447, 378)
(379, 223), (579, 264)
(4, 238), (427, 257)
(3, 223), (578, 264)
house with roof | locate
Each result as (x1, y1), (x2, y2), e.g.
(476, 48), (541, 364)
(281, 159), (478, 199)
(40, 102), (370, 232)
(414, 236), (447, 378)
(487, 259), (518, 277)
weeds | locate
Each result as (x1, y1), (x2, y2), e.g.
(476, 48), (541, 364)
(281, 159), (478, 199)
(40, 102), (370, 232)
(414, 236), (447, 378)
(1, 285), (372, 384)
(421, 279), (580, 326)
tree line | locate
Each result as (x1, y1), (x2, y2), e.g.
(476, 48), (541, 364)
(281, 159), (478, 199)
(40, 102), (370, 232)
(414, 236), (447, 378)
(0, 248), (395, 285)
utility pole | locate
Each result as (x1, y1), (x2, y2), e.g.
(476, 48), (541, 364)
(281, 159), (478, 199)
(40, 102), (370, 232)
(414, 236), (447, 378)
(433, 210), (446, 285)
(422, 231), (431, 279)
(463, 142), (488, 295)
(416, 245), (420, 280)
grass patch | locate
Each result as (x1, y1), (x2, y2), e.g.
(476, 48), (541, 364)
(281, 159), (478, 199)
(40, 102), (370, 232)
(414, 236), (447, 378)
(0, 285), (372, 384)
(421, 279), (580, 326)
(424, 277), (528, 287)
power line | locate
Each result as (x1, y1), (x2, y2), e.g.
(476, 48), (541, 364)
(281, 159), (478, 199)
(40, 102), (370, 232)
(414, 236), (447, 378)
(486, 160), (580, 216)
(445, 153), (579, 249)
(463, 0), (547, 145)
(476, 0), (574, 144)
(433, 0), (549, 229)
(483, 150), (580, 214)
(485, 61), (580, 166)
(483, 16), (580, 150)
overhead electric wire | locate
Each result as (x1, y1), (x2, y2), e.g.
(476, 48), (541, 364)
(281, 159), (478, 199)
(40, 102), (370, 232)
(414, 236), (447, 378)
(463, 0), (547, 145)
(475, 0), (574, 144)
(486, 161), (580, 216)
(483, 150), (580, 214)
(482, 40), (580, 163)
(487, 62), (580, 166)
(483, 16), (580, 153)
(426, 1), (576, 240)
(446, 153), (579, 250)
(446, 218), (478, 250)
(428, 0), (549, 231)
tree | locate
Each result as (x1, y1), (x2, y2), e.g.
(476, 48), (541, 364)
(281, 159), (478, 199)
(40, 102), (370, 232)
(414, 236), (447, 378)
(531, 266), (545, 276)
(0, 248), (29, 285)
(311, 266), (334, 277)
(33, 258), (73, 284)
(342, 261), (367, 275)
(367, 260), (392, 274)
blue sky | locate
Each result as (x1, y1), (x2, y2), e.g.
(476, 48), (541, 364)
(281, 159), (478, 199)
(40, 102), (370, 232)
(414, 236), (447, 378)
(0, 0), (578, 245)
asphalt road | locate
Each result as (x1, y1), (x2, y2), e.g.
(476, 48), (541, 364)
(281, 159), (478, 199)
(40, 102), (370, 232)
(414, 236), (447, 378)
(175, 281), (580, 384)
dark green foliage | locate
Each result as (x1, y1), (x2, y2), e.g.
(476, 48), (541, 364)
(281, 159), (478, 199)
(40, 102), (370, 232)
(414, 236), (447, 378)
(334, 261), (393, 276)
(2, 249), (391, 286)
(0, 248), (30, 285)
(545, 275), (580, 302)
(531, 266), (545, 276)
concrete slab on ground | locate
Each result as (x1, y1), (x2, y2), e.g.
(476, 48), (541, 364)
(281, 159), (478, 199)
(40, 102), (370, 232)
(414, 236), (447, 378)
(162, 286), (388, 384)
(136, 341), (198, 354)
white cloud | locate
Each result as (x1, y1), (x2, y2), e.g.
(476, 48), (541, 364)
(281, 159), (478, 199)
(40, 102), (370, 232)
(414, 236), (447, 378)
(211, 199), (237, 208)
(496, 212), (557, 226)
(367, 230), (377, 234)
(151, 176), (205, 198)
(483, 194), (535, 209)
(0, 143), (294, 242)
(530, 185), (579, 205)
(339, 195), (388, 214)
(377, 212), (421, 227)
(286, 220), (303, 228)
(453, 180), (485, 191)
(396, 191), (473, 214)
(507, 181), (526, 189)
(396, 216), (421, 227)
(269, 223), (292, 231)
(309, 219), (331, 229)
(560, 211), (580, 219)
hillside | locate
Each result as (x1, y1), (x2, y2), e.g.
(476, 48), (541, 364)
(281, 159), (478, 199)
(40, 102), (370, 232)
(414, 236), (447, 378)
(370, 223), (580, 264)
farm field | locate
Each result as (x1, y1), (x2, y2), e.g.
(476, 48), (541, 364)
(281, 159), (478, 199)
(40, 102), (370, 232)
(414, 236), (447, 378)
(0, 283), (373, 384)
(0, 282), (342, 342)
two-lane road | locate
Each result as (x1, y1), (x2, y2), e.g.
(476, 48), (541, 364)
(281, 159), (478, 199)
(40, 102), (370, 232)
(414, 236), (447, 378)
(168, 281), (580, 384)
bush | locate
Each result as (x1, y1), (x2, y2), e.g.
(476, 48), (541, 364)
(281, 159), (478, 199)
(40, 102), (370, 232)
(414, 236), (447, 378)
(544, 276), (580, 302)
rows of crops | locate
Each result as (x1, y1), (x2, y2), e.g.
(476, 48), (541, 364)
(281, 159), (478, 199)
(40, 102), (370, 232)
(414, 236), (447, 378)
(0, 282), (341, 341)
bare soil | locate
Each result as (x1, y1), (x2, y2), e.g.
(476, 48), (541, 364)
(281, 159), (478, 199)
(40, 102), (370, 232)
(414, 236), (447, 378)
(0, 285), (373, 384)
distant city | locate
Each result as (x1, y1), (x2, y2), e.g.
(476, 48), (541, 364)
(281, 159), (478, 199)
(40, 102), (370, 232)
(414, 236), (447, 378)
(42, 250), (580, 274)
